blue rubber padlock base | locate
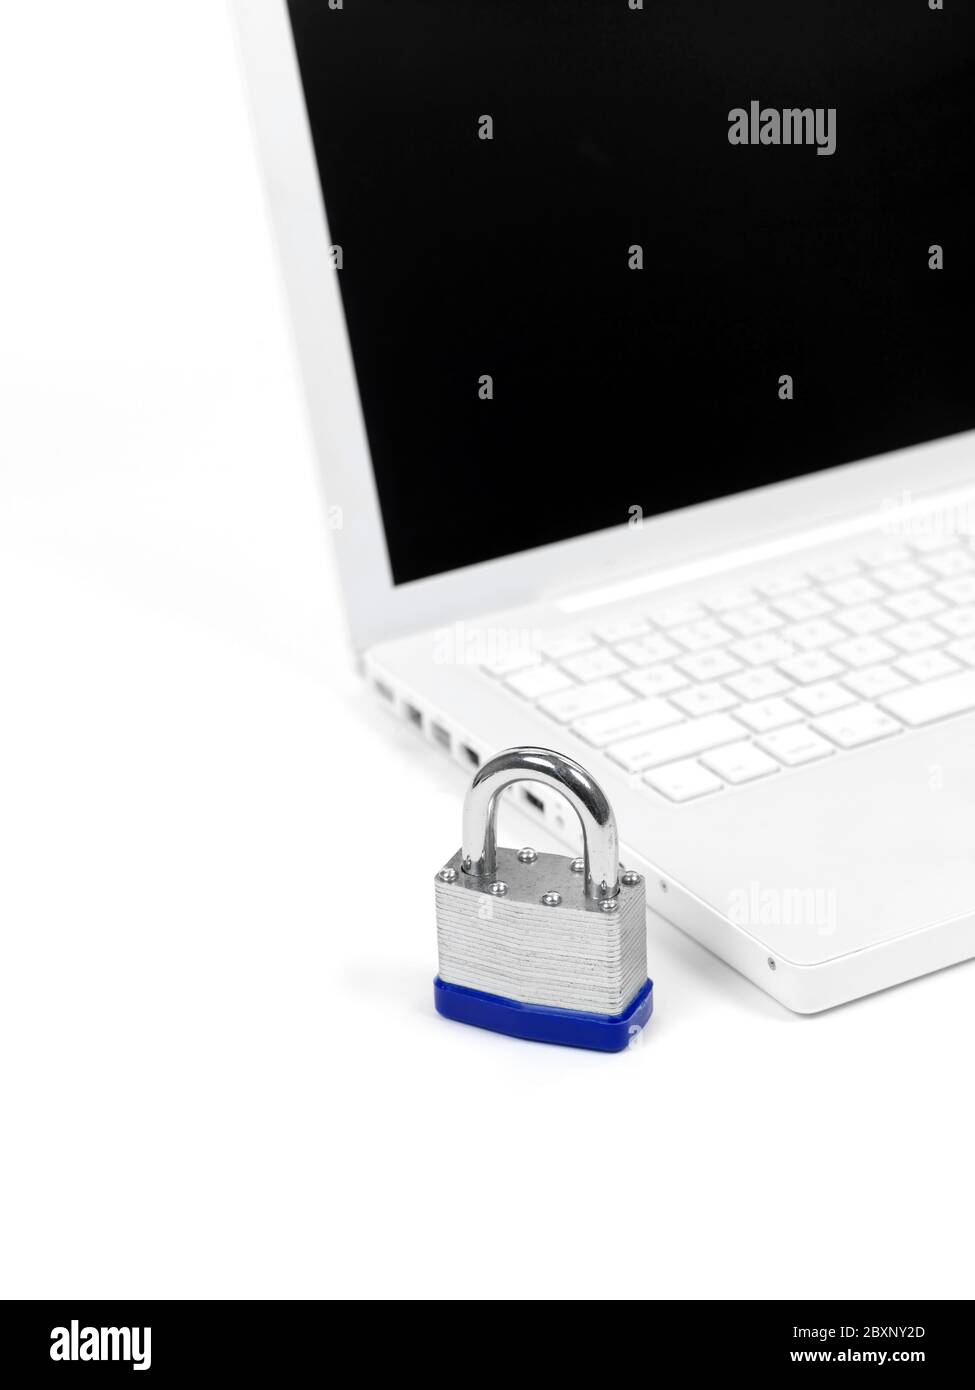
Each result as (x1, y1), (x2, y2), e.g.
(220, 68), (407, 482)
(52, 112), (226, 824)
(434, 977), (653, 1052)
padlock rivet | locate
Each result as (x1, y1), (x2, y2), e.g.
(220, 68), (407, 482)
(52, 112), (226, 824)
(541, 891), (562, 907)
(600, 898), (619, 913)
(569, 858), (585, 874)
(621, 870), (642, 887)
(488, 881), (508, 896)
(517, 847), (538, 864)
(438, 867), (458, 883)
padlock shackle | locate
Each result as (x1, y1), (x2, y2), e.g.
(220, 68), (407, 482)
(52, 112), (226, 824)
(461, 747), (620, 900)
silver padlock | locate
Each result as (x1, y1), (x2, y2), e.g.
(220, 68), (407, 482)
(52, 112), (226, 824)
(433, 747), (653, 1051)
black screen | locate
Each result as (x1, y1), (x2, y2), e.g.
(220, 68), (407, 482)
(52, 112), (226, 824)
(287, 0), (975, 585)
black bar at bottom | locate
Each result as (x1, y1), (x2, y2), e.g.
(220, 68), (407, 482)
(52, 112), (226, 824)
(2, 1300), (965, 1378)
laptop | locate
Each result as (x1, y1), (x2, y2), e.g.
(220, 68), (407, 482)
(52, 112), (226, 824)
(235, 1), (975, 1011)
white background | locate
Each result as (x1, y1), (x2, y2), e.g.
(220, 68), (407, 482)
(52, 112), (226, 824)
(1, 1), (973, 1300)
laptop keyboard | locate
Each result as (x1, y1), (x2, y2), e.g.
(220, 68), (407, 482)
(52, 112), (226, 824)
(478, 533), (975, 801)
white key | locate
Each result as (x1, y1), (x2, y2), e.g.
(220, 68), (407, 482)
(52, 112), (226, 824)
(778, 651), (843, 683)
(671, 683), (737, 717)
(758, 727), (834, 766)
(833, 603), (894, 635)
(593, 616), (651, 643)
(480, 646), (540, 677)
(895, 650), (961, 683)
(880, 670), (975, 727)
(723, 605), (782, 636)
(540, 632), (596, 661)
(773, 591), (834, 621)
(825, 576), (883, 605)
(648, 601), (706, 628)
(884, 589), (944, 620)
(783, 619), (846, 650)
(562, 649), (627, 681)
(608, 713), (745, 772)
(644, 760), (723, 803)
(806, 556), (860, 583)
(935, 575), (975, 605)
(538, 680), (630, 723)
(925, 549), (975, 577)
(884, 621), (943, 653)
(790, 681), (857, 716)
(701, 741), (780, 785)
(506, 665), (574, 699)
(674, 648), (742, 681)
(669, 619), (732, 652)
(573, 697), (681, 748)
(615, 633), (680, 667)
(705, 585), (757, 613)
(831, 636), (896, 668)
(873, 562), (931, 592)
(733, 634), (796, 666)
(814, 704), (902, 748)
(756, 573), (807, 597)
(842, 665), (909, 699)
(947, 637), (975, 667)
(936, 607), (975, 637)
(736, 698), (803, 733)
(726, 666), (793, 700)
(622, 665), (687, 698)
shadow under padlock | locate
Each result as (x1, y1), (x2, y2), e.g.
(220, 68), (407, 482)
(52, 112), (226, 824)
(434, 747), (654, 1052)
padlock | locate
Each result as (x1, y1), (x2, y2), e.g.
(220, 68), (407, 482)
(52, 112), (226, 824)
(434, 747), (653, 1051)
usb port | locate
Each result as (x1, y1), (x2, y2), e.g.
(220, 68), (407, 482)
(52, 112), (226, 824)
(460, 744), (479, 768)
(523, 789), (544, 814)
(431, 723), (451, 751)
(404, 703), (422, 728)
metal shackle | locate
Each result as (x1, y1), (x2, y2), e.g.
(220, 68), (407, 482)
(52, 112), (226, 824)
(461, 747), (620, 901)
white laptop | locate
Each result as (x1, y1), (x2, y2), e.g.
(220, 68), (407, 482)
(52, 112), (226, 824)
(235, 1), (975, 1012)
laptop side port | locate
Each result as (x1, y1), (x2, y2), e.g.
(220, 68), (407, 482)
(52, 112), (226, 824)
(430, 722), (451, 751)
(403, 702), (423, 728)
(460, 744), (479, 768)
(523, 789), (544, 814)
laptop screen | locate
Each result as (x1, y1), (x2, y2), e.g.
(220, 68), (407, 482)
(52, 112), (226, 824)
(286, 1), (974, 586)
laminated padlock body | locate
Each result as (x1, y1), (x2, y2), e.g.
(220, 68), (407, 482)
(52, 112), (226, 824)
(434, 748), (653, 1051)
